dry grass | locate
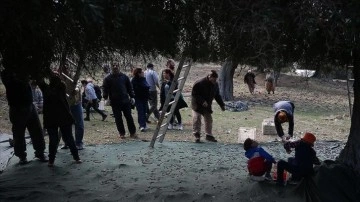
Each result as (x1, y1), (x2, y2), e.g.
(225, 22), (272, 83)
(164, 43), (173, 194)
(0, 64), (351, 146)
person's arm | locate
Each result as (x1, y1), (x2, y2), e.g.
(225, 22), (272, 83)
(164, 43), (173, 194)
(283, 140), (300, 153)
(288, 114), (294, 137)
(258, 147), (276, 163)
(214, 83), (225, 110)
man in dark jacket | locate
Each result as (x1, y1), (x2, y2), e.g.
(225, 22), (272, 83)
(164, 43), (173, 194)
(103, 63), (137, 139)
(0, 69), (47, 164)
(273, 100), (295, 142)
(191, 70), (226, 143)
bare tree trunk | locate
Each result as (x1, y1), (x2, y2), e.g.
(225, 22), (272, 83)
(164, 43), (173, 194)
(219, 58), (238, 101)
(338, 49), (360, 175)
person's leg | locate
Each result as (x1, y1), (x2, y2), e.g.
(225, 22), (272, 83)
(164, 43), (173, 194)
(111, 104), (126, 136)
(70, 103), (84, 146)
(136, 100), (147, 129)
(122, 103), (136, 136)
(85, 102), (91, 120)
(203, 112), (213, 135)
(9, 106), (28, 161)
(174, 108), (183, 130)
(147, 91), (160, 120)
(26, 104), (46, 158)
(277, 160), (297, 185)
(47, 127), (60, 164)
(60, 125), (80, 161)
(192, 110), (202, 141)
(92, 99), (107, 118)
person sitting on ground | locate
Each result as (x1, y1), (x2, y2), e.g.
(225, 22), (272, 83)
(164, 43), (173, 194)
(276, 132), (320, 186)
(81, 79), (107, 121)
(273, 100), (295, 142)
(30, 80), (44, 114)
(131, 67), (150, 132)
(38, 71), (82, 167)
(244, 138), (276, 180)
(244, 69), (256, 94)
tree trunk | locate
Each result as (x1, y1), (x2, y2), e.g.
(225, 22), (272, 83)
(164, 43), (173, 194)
(338, 49), (360, 175)
(219, 59), (237, 101)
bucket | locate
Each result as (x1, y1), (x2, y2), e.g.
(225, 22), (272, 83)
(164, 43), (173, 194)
(98, 100), (105, 111)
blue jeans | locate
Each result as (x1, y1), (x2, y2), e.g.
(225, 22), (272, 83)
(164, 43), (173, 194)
(135, 99), (147, 128)
(111, 102), (136, 135)
(47, 125), (79, 162)
(70, 103), (84, 146)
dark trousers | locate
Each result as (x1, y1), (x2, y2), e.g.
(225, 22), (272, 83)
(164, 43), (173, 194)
(111, 102), (136, 135)
(277, 159), (313, 184)
(147, 91), (160, 120)
(47, 125), (79, 162)
(85, 99), (106, 119)
(135, 99), (147, 128)
(170, 108), (182, 125)
(9, 104), (45, 159)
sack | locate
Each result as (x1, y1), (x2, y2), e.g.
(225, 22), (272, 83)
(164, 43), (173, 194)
(94, 85), (102, 100)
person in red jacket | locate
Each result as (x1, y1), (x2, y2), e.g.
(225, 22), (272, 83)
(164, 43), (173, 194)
(191, 70), (225, 143)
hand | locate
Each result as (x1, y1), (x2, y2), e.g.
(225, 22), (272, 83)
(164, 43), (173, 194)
(130, 98), (135, 105)
(202, 101), (208, 107)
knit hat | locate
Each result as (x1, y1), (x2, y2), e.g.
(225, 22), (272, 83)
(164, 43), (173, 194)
(277, 111), (288, 123)
(302, 132), (316, 146)
(243, 138), (253, 151)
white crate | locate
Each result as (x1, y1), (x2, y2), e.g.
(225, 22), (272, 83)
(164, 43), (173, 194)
(238, 127), (256, 143)
(262, 119), (277, 135)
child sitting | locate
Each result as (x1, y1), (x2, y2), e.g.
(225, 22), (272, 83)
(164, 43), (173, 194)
(276, 132), (319, 186)
(244, 138), (276, 180)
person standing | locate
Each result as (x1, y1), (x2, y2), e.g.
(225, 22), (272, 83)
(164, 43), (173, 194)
(273, 100), (295, 142)
(144, 63), (160, 122)
(103, 63), (137, 139)
(131, 67), (150, 132)
(0, 69), (48, 164)
(81, 79), (107, 121)
(62, 72), (85, 150)
(244, 69), (256, 94)
(191, 70), (226, 143)
(38, 72), (81, 167)
(160, 69), (186, 130)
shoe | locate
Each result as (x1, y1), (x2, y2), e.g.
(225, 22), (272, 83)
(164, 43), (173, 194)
(61, 145), (69, 149)
(75, 159), (82, 164)
(177, 124), (183, 130)
(35, 154), (49, 162)
(140, 127), (146, 132)
(205, 135), (218, 142)
(102, 115), (107, 121)
(281, 135), (290, 142)
(84, 117), (90, 121)
(19, 157), (29, 165)
(119, 134), (125, 139)
(130, 133), (138, 139)
(167, 124), (173, 130)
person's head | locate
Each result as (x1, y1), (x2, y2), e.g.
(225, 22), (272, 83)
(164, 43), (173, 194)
(162, 69), (174, 80)
(166, 59), (175, 70)
(133, 67), (144, 78)
(147, 63), (154, 69)
(81, 79), (88, 86)
(30, 80), (37, 87)
(103, 64), (110, 74)
(277, 111), (288, 123)
(301, 132), (316, 146)
(248, 69), (252, 73)
(207, 70), (218, 84)
(111, 62), (120, 74)
(243, 138), (258, 151)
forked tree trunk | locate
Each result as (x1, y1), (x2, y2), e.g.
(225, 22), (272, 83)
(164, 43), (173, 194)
(338, 50), (360, 175)
(219, 59), (238, 101)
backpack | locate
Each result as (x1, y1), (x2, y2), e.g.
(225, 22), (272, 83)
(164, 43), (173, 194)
(94, 85), (102, 100)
